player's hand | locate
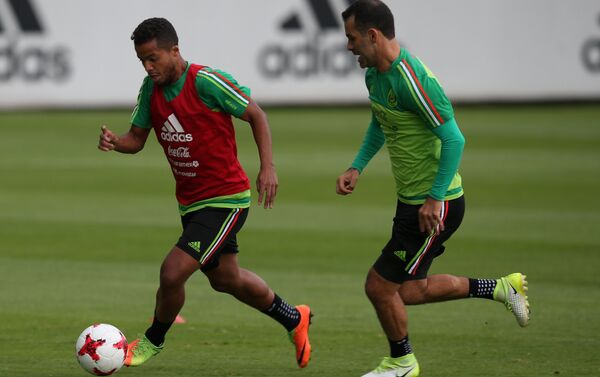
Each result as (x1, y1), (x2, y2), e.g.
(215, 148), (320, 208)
(418, 197), (445, 235)
(336, 168), (360, 195)
(256, 165), (278, 209)
(98, 125), (119, 151)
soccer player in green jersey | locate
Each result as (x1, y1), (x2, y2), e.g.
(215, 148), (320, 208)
(97, 18), (311, 370)
(336, 1), (530, 376)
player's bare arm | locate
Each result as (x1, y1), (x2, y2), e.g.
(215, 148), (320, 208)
(241, 101), (278, 209)
(336, 168), (360, 195)
(98, 125), (151, 153)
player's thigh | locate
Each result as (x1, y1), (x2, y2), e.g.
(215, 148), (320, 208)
(159, 246), (200, 287)
(372, 201), (425, 283)
(373, 197), (465, 284)
(365, 268), (403, 299)
(397, 279), (428, 304)
(202, 253), (241, 287)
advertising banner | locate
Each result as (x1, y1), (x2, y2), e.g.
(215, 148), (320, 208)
(1, 0), (599, 108)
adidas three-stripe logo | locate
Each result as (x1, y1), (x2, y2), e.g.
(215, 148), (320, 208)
(188, 241), (201, 253)
(160, 114), (193, 142)
(281, 0), (355, 31)
(0, 0), (43, 34)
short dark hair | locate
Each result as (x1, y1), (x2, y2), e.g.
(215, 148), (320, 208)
(131, 17), (178, 49)
(342, 0), (395, 39)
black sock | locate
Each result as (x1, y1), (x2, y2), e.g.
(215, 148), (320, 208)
(144, 316), (173, 346)
(263, 294), (300, 332)
(468, 278), (497, 299)
(389, 336), (413, 358)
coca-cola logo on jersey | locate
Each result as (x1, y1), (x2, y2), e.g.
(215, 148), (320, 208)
(167, 145), (191, 158)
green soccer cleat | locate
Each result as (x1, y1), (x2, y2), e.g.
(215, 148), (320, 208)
(124, 335), (163, 367)
(494, 272), (530, 327)
(362, 354), (420, 377)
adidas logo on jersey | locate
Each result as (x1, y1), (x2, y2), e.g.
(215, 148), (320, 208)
(160, 114), (193, 142)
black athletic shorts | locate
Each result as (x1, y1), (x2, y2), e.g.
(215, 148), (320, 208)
(373, 196), (465, 283)
(176, 207), (248, 272)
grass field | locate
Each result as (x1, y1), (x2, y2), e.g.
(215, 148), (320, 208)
(1, 104), (599, 376)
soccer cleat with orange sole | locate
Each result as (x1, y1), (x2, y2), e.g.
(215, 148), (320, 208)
(124, 336), (163, 367)
(288, 305), (313, 368)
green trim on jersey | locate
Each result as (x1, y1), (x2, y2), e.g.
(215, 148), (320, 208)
(399, 186), (464, 203)
(196, 67), (251, 118)
(393, 51), (453, 127)
(162, 63), (190, 102)
(363, 48), (463, 204)
(178, 190), (251, 216)
(130, 63), (251, 128)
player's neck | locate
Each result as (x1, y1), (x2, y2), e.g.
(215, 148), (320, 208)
(173, 58), (188, 82)
(375, 41), (401, 73)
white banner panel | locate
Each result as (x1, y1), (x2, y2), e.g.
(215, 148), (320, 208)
(0, 0), (599, 108)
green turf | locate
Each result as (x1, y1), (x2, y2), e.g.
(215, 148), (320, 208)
(1, 104), (599, 376)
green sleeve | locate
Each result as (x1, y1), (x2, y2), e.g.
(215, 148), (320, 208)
(195, 67), (251, 118)
(350, 115), (385, 173)
(130, 76), (153, 128)
(428, 117), (465, 200)
(397, 54), (454, 128)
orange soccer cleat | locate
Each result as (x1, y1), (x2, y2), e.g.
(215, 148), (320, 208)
(288, 305), (313, 368)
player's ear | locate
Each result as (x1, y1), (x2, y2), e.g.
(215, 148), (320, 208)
(367, 28), (377, 43)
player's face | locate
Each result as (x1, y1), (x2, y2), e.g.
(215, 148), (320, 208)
(344, 16), (376, 68)
(135, 39), (180, 86)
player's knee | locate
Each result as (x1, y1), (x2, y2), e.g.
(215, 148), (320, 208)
(159, 267), (185, 289)
(364, 276), (387, 304)
(399, 280), (429, 304)
(208, 273), (240, 293)
(209, 279), (230, 293)
(158, 250), (194, 289)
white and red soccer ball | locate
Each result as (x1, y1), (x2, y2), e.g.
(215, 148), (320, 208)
(75, 324), (127, 376)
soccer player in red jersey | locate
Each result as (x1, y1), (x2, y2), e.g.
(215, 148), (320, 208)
(98, 17), (311, 369)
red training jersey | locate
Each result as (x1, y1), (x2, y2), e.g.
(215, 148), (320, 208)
(149, 64), (250, 206)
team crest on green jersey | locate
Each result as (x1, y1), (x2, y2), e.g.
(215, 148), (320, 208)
(387, 89), (397, 108)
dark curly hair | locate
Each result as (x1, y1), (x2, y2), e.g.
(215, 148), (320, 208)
(342, 0), (395, 39)
(131, 17), (178, 49)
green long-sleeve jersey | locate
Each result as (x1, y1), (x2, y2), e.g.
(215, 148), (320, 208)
(351, 48), (464, 204)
